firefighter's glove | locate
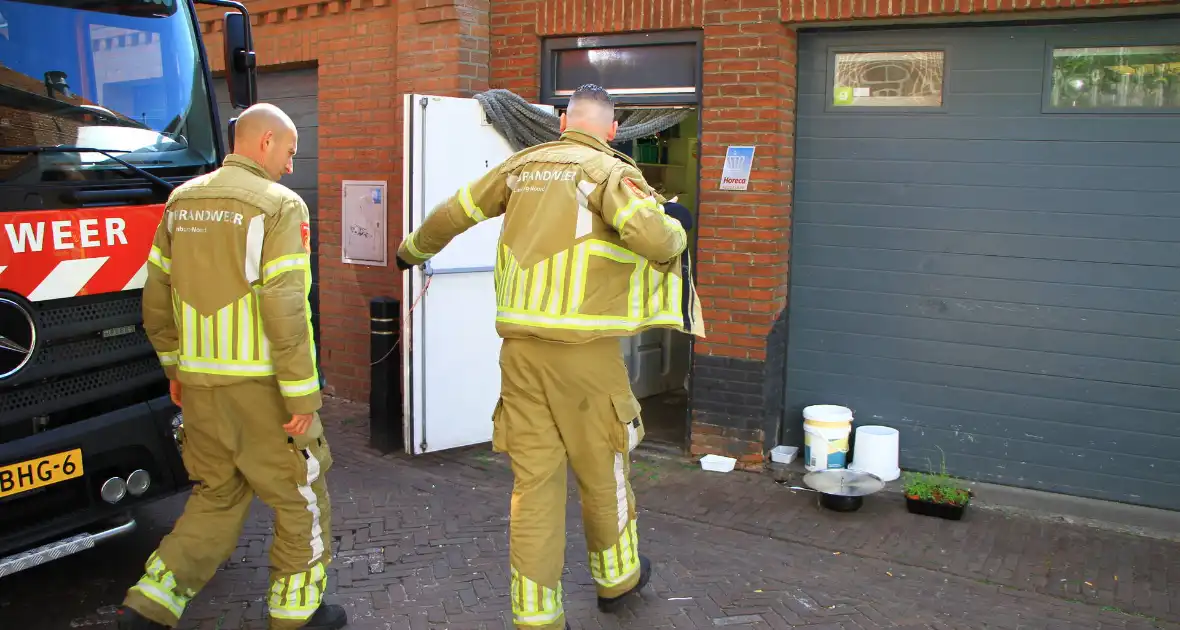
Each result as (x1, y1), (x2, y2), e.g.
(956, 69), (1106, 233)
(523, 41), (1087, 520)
(663, 201), (694, 233)
(395, 255), (414, 271)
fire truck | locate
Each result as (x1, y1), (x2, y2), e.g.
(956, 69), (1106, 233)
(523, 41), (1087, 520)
(0, 0), (257, 577)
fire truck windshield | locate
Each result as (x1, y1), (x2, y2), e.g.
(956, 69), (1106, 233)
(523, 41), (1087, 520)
(0, 0), (218, 189)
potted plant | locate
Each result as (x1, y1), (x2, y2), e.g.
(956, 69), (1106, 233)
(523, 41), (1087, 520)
(903, 447), (970, 520)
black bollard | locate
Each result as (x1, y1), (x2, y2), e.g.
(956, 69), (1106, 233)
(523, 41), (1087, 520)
(369, 296), (403, 453)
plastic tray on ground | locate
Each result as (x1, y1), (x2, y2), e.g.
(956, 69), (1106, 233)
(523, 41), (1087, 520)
(770, 445), (799, 464)
(699, 454), (737, 473)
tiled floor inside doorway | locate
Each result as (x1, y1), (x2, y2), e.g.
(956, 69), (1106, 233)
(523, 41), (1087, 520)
(639, 388), (688, 447)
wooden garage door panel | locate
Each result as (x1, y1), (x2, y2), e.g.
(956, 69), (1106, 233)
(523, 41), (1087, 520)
(797, 114), (1180, 143)
(282, 158), (318, 193)
(301, 191), (319, 219)
(792, 198), (1180, 242)
(795, 158), (1177, 194)
(788, 18), (1180, 510)
(212, 101), (319, 158)
(796, 137), (1180, 168)
(213, 68), (319, 211)
(795, 179), (1178, 219)
(261, 97), (318, 131)
(212, 67), (322, 375)
(246, 72), (318, 99)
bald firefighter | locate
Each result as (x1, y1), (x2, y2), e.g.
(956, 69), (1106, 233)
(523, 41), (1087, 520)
(116, 104), (347, 630)
(395, 84), (703, 630)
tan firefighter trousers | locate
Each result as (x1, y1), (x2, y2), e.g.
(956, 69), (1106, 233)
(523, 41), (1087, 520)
(493, 337), (647, 630)
(123, 380), (333, 629)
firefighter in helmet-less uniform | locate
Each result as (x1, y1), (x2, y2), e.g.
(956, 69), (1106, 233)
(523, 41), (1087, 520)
(116, 104), (347, 630)
(395, 84), (704, 630)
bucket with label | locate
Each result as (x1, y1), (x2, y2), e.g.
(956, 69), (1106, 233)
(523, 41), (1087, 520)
(802, 405), (853, 472)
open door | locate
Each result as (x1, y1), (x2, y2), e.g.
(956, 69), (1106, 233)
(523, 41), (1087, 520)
(402, 94), (556, 455)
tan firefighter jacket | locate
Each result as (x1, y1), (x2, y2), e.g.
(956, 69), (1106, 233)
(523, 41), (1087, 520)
(142, 154), (321, 415)
(397, 129), (705, 344)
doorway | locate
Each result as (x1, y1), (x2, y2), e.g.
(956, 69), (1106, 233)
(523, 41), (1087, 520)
(540, 29), (705, 452)
(551, 106), (700, 448)
(611, 109), (701, 449)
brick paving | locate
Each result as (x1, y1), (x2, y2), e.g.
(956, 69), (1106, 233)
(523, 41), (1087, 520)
(630, 463), (1180, 623)
(4, 396), (1178, 630)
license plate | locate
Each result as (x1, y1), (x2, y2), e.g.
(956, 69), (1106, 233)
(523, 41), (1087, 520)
(0, 449), (84, 499)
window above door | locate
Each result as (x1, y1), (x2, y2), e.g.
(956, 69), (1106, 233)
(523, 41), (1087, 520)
(541, 30), (703, 107)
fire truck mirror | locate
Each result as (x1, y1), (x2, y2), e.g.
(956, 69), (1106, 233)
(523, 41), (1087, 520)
(223, 11), (257, 109)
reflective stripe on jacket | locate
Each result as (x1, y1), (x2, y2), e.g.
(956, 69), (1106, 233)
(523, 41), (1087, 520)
(398, 130), (705, 343)
(142, 155), (321, 414)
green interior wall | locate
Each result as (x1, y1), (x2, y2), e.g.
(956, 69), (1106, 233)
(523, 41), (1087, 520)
(630, 113), (700, 254)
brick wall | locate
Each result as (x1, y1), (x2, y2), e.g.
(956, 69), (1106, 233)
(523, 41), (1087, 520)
(491, 0), (796, 469)
(488, 0), (1165, 468)
(0, 67), (87, 174)
(189, 0), (1164, 453)
(196, 0), (488, 402)
(692, 3), (795, 470)
(781, 0), (1170, 21)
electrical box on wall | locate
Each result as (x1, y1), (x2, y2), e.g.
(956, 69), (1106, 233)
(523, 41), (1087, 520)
(341, 180), (387, 266)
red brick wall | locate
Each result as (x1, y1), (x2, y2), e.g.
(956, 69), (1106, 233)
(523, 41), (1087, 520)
(491, 0), (796, 467)
(691, 3), (795, 468)
(0, 68), (84, 174)
(488, 0), (1167, 467)
(196, 0), (488, 401)
(781, 0), (1170, 21)
(193, 0), (1166, 455)
(491, 0), (706, 99)
(0, 66), (139, 175)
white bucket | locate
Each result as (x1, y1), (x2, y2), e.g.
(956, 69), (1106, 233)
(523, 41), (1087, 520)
(803, 405), (853, 472)
(848, 425), (901, 481)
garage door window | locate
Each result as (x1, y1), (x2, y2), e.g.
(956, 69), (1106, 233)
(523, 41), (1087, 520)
(1048, 45), (1180, 110)
(830, 50), (945, 109)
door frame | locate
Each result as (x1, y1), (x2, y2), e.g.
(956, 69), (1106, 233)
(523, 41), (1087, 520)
(211, 64), (324, 386)
(539, 29), (705, 453)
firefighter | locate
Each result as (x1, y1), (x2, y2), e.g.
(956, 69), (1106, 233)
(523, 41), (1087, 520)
(116, 103), (347, 630)
(395, 84), (702, 630)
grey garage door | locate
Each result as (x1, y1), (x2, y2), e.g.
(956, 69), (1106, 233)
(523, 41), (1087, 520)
(788, 18), (1180, 510)
(213, 68), (321, 374)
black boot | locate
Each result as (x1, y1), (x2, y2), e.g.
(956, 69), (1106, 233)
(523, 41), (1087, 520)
(115, 607), (168, 630)
(596, 555), (652, 614)
(301, 603), (349, 629)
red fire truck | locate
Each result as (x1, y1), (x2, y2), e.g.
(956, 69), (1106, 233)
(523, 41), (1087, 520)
(0, 0), (257, 577)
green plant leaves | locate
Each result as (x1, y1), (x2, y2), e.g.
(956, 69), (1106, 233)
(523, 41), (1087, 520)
(901, 445), (970, 507)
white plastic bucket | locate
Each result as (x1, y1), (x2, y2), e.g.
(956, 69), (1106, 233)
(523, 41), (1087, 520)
(848, 425), (901, 481)
(803, 405), (853, 472)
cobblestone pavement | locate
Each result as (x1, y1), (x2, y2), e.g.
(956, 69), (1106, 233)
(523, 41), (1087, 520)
(3, 397), (1177, 630)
